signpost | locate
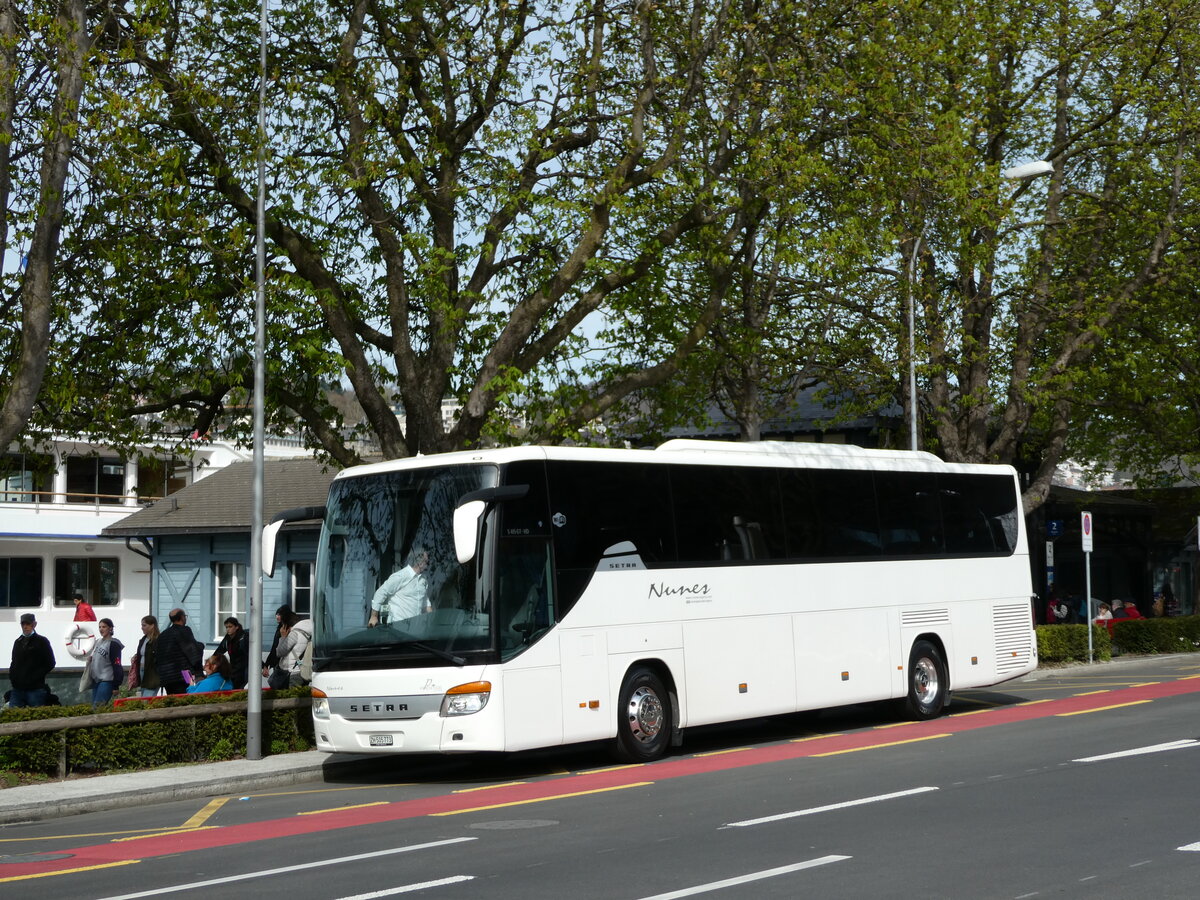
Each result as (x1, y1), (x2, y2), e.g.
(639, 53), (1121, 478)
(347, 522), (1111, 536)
(1082, 511), (1094, 663)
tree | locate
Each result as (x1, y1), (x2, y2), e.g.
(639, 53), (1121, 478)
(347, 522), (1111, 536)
(49, 0), (834, 463)
(814, 0), (1200, 511)
(0, 0), (101, 449)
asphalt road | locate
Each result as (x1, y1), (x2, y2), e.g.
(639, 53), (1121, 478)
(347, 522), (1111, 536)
(2, 654), (1199, 899)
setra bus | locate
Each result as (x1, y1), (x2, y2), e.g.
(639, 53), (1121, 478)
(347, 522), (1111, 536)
(275, 440), (1035, 762)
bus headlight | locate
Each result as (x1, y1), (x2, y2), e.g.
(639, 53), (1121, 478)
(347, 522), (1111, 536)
(312, 688), (330, 720)
(440, 681), (491, 717)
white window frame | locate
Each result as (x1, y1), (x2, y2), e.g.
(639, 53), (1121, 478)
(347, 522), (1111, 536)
(289, 560), (314, 616)
(214, 561), (248, 640)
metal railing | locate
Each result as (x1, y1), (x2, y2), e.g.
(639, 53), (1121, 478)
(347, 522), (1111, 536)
(0, 489), (162, 511)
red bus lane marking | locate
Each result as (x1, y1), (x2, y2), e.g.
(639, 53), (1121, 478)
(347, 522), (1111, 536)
(4, 676), (1198, 882)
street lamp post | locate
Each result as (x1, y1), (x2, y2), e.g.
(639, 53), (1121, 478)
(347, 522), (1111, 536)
(905, 228), (925, 453)
(903, 159), (1054, 454)
(247, 0), (269, 761)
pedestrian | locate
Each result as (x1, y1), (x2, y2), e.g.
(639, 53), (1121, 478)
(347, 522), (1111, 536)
(1162, 584), (1180, 617)
(131, 615), (162, 698)
(155, 608), (203, 694)
(72, 592), (97, 622)
(82, 618), (124, 707)
(1112, 599), (1144, 621)
(186, 653), (234, 693)
(270, 608), (313, 689)
(1094, 602), (1112, 622)
(262, 604), (292, 681)
(215, 617), (250, 689)
(8, 613), (56, 707)
(1046, 591), (1069, 625)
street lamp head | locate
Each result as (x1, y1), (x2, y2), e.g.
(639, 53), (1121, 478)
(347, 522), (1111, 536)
(1002, 160), (1054, 181)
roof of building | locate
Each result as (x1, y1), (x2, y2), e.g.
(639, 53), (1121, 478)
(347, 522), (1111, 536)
(661, 384), (902, 440)
(102, 458), (338, 537)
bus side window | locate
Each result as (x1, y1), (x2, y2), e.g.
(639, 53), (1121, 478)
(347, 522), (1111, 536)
(788, 469), (881, 558)
(941, 474), (1017, 554)
(875, 472), (942, 555)
(672, 466), (784, 563)
(496, 538), (554, 659)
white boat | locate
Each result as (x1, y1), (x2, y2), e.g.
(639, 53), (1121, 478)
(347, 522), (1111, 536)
(2, 436), (310, 688)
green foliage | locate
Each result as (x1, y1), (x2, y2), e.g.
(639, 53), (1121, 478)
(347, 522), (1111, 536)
(1036, 624), (1112, 663)
(6, 0), (1200, 493)
(0, 690), (312, 777)
(1110, 617), (1200, 655)
(1037, 617), (1200, 662)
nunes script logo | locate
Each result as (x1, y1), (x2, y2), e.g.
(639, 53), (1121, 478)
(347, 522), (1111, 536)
(648, 581), (711, 603)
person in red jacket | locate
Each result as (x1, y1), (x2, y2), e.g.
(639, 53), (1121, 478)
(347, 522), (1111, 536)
(72, 593), (97, 621)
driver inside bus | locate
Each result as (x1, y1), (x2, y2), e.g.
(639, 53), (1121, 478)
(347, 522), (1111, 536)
(368, 549), (431, 627)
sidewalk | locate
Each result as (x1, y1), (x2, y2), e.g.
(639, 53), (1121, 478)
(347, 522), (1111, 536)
(0, 750), (377, 826)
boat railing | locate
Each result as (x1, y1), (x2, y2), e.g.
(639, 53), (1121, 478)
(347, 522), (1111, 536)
(0, 489), (163, 511)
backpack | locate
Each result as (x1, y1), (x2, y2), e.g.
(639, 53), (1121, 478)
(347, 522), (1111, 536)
(291, 620), (314, 684)
(300, 635), (314, 684)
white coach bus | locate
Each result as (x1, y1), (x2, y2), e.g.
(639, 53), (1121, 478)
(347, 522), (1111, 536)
(283, 440), (1035, 762)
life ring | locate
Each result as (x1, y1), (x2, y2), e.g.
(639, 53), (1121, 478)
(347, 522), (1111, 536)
(64, 622), (98, 660)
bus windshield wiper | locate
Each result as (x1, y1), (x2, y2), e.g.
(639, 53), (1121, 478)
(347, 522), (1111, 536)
(397, 640), (466, 667)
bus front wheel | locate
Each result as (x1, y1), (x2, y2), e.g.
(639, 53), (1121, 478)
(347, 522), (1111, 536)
(614, 667), (671, 762)
(904, 640), (947, 720)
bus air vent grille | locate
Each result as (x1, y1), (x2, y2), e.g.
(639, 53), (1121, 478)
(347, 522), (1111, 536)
(901, 609), (950, 628)
(993, 603), (1033, 674)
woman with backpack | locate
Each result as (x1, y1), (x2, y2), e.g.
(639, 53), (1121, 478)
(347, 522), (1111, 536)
(270, 608), (313, 689)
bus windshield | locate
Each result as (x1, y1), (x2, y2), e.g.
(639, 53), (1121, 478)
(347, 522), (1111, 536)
(314, 463), (498, 669)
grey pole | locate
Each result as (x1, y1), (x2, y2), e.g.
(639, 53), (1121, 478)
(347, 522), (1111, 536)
(905, 231), (922, 453)
(246, 0), (269, 760)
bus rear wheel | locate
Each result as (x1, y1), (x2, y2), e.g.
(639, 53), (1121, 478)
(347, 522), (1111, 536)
(904, 640), (947, 720)
(614, 667), (671, 762)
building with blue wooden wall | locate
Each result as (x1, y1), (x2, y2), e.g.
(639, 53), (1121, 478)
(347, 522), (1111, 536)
(103, 458), (337, 656)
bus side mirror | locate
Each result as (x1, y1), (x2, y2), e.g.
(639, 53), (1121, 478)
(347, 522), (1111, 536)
(453, 500), (486, 564)
(263, 505), (326, 577)
(262, 519), (286, 577)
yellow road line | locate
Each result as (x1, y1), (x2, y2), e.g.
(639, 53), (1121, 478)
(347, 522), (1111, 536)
(692, 747), (751, 757)
(237, 782), (414, 799)
(431, 781), (652, 816)
(1015, 699), (1053, 706)
(0, 828), (164, 844)
(813, 734), (951, 757)
(790, 732), (843, 743)
(578, 764), (644, 774)
(180, 797), (228, 829)
(1056, 700), (1152, 717)
(0, 859), (140, 883)
(453, 781), (527, 793)
(297, 801), (390, 816)
(1073, 690), (1111, 697)
(949, 708), (996, 717)
(113, 826), (218, 843)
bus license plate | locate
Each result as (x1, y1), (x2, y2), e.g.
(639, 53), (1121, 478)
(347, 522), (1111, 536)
(368, 734), (394, 747)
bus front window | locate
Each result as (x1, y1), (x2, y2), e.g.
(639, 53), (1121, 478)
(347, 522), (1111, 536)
(314, 464), (498, 669)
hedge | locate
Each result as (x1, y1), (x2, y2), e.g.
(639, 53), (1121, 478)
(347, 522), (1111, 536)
(1037, 623), (1112, 663)
(0, 687), (314, 778)
(1037, 615), (1200, 663)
